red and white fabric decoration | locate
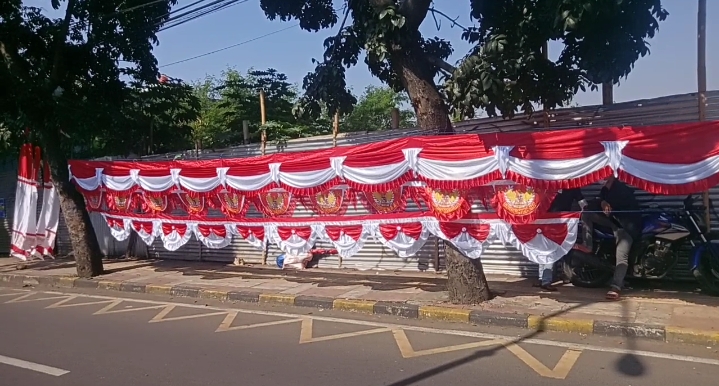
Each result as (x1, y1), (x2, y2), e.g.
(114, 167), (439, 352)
(494, 218), (579, 265)
(267, 224), (322, 256)
(132, 220), (157, 246)
(160, 223), (193, 251)
(100, 212), (579, 263)
(425, 222), (493, 259)
(491, 184), (555, 224)
(107, 217), (132, 242)
(11, 144), (36, 260)
(235, 225), (266, 249)
(196, 224), (234, 249)
(69, 121), (719, 196)
(323, 224), (371, 259)
(32, 160), (60, 258)
(372, 222), (430, 258)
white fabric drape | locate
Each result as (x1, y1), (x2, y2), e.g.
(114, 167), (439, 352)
(31, 163), (60, 259)
(195, 224), (234, 249)
(423, 221), (494, 259)
(493, 220), (579, 265)
(11, 145), (35, 261)
(101, 214), (580, 264)
(370, 223), (430, 258)
(322, 224), (372, 260)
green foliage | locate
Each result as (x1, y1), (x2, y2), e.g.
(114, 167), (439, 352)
(190, 67), (334, 148)
(447, 0), (669, 118)
(343, 85), (415, 131)
(257, 0), (669, 123)
(0, 0), (181, 160)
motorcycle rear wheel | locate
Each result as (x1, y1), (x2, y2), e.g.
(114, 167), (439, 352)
(563, 250), (613, 288)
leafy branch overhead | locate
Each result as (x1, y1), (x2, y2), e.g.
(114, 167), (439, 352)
(259, 0), (668, 121)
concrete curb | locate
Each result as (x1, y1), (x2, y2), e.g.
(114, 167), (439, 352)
(2, 273), (717, 346)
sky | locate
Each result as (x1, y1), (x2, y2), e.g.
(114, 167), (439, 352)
(26, 0), (719, 107)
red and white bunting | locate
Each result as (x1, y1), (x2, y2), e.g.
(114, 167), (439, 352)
(70, 121), (719, 196)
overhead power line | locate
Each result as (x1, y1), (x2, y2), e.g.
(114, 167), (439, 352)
(160, 24), (299, 67)
(159, 0), (248, 32)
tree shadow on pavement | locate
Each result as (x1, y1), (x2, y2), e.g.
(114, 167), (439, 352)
(615, 298), (646, 377)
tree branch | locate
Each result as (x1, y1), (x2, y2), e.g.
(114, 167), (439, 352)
(428, 7), (470, 32)
(49, 0), (77, 86)
(426, 55), (456, 74)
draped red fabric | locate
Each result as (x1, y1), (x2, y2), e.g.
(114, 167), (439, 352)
(132, 221), (153, 234)
(198, 224), (226, 238)
(325, 225), (363, 241)
(106, 218), (123, 228)
(511, 224), (568, 245)
(237, 226), (264, 241)
(161, 223), (187, 236)
(379, 223), (423, 240)
(277, 226), (312, 241)
(439, 222), (490, 240)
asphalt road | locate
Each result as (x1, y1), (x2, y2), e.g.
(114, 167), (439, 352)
(1, 287), (719, 386)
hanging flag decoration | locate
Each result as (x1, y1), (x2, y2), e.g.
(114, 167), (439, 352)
(58, 120), (719, 265)
(175, 192), (206, 215)
(141, 191), (169, 213)
(84, 189), (104, 211)
(492, 185), (556, 224)
(105, 190), (135, 212)
(255, 190), (296, 217)
(216, 190), (247, 217)
(302, 188), (348, 216)
(361, 187), (407, 214)
(422, 187), (471, 221)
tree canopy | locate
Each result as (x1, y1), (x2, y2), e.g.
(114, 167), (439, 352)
(1, 0), (182, 277)
(260, 0), (668, 125)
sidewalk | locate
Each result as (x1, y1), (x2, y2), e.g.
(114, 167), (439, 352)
(2, 257), (719, 346)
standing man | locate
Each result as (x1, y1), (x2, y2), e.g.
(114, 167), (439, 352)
(578, 176), (641, 300)
(535, 188), (587, 291)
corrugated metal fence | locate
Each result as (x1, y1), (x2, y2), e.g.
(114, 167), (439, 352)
(3, 91), (718, 278)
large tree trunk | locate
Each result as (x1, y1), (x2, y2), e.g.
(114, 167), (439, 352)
(392, 53), (493, 304)
(43, 128), (104, 278)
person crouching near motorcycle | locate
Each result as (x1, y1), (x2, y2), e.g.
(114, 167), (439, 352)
(576, 176), (642, 301)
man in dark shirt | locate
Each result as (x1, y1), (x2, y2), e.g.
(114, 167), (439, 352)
(579, 176), (641, 300)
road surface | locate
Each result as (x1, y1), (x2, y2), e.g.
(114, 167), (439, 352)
(1, 286), (718, 385)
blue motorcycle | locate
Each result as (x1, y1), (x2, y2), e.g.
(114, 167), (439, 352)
(563, 195), (719, 295)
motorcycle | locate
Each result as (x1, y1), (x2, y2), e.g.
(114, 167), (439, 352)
(561, 195), (719, 295)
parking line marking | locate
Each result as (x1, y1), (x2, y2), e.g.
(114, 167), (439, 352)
(148, 305), (228, 323)
(392, 329), (504, 358)
(93, 300), (166, 315)
(215, 312), (302, 332)
(46, 295), (114, 309)
(299, 318), (390, 344)
(9, 289), (719, 367)
(505, 344), (582, 379)
(0, 354), (69, 376)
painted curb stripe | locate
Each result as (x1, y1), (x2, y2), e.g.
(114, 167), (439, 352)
(14, 272), (719, 346)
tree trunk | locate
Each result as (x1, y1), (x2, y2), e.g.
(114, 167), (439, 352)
(392, 53), (493, 304)
(43, 129), (104, 278)
(445, 243), (492, 304)
(391, 53), (452, 133)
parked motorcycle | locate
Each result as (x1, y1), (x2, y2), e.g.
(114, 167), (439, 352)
(561, 195), (719, 295)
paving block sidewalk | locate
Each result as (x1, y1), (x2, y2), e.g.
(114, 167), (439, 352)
(2, 257), (719, 346)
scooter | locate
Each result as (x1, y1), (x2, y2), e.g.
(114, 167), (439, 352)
(561, 195), (719, 295)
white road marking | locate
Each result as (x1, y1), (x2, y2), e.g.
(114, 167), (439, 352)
(10, 289), (719, 367)
(0, 354), (69, 376)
